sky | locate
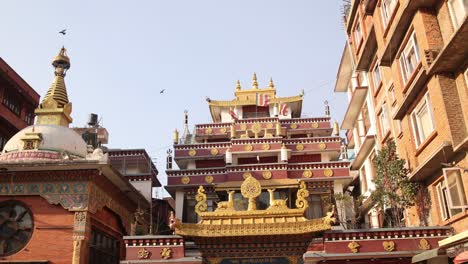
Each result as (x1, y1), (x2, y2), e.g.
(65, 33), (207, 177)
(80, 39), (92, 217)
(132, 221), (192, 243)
(1, 1), (348, 191)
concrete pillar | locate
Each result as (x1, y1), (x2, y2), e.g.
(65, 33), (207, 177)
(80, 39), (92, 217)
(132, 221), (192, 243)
(175, 190), (184, 219)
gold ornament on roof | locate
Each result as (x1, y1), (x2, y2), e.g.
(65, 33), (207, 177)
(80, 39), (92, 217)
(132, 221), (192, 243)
(267, 123), (273, 129)
(215, 190), (235, 211)
(240, 124), (247, 130)
(244, 144), (253, 151)
(181, 176), (190, 184)
(195, 186), (207, 215)
(243, 172), (252, 179)
(236, 80), (241, 91)
(295, 181), (309, 209)
(210, 148), (219, 156)
(220, 127), (227, 134)
(419, 238), (431, 250)
(205, 127), (213, 134)
(267, 188), (288, 210)
(262, 170), (272, 180)
(383, 241), (395, 252)
(303, 170), (313, 178)
(319, 142), (327, 150)
(348, 241), (360, 253)
(323, 169), (334, 177)
(252, 123), (262, 134)
(290, 123), (298, 129)
(160, 248), (172, 260)
(268, 78), (275, 89)
(262, 144), (270, 150)
(296, 144), (304, 151)
(311, 122), (319, 128)
(241, 174), (262, 211)
(252, 73), (258, 89)
(137, 248), (151, 259)
(188, 149), (197, 156)
(205, 175), (214, 184)
(324, 205), (336, 225)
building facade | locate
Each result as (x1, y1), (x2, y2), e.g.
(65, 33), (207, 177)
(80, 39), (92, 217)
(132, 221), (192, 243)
(0, 57), (40, 150)
(0, 48), (149, 264)
(335, 0), (467, 261)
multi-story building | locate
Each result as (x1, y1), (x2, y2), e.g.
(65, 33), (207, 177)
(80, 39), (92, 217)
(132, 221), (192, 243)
(0, 57), (40, 150)
(335, 0), (467, 261)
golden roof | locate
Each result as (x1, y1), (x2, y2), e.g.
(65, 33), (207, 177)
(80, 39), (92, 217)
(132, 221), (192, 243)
(171, 177), (335, 238)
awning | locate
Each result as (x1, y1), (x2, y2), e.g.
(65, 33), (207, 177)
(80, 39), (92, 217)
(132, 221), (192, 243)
(454, 251), (468, 264)
(412, 248), (442, 263)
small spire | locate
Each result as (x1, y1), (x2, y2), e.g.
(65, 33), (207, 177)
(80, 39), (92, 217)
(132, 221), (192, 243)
(333, 120), (340, 136)
(236, 80), (241, 91)
(324, 100), (330, 117)
(252, 73), (258, 89)
(268, 78), (275, 89)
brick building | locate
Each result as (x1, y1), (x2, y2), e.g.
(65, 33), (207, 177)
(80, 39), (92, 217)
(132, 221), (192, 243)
(0, 48), (149, 264)
(0, 57), (40, 150)
(335, 0), (467, 262)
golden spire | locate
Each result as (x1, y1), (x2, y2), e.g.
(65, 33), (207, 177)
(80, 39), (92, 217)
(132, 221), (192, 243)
(333, 120), (340, 136)
(252, 72), (258, 89)
(35, 47), (73, 127)
(236, 80), (241, 91)
(268, 78), (275, 89)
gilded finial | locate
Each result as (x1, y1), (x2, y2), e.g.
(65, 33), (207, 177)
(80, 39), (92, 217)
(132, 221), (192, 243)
(252, 72), (258, 89)
(333, 120), (340, 136)
(236, 80), (241, 91)
(268, 78), (274, 89)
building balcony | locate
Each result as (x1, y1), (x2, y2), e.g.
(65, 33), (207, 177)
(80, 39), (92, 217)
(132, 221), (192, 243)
(304, 227), (452, 263)
(284, 137), (342, 154)
(393, 64), (427, 120)
(174, 142), (230, 159)
(334, 44), (353, 93)
(350, 135), (376, 170)
(380, 0), (438, 66)
(409, 141), (454, 181)
(355, 25), (377, 71)
(428, 18), (468, 75)
(341, 86), (368, 130)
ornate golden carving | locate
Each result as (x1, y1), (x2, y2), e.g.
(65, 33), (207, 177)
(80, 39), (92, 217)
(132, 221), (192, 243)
(195, 186), (207, 215)
(296, 143), (304, 151)
(138, 248), (151, 259)
(210, 148), (219, 156)
(311, 122), (319, 128)
(241, 174), (261, 211)
(181, 176), (190, 185)
(324, 205), (336, 225)
(267, 188), (288, 210)
(220, 127), (227, 134)
(205, 127), (213, 134)
(244, 144), (253, 151)
(383, 241), (395, 252)
(348, 241), (360, 253)
(243, 172), (252, 179)
(252, 123), (262, 134)
(160, 247), (172, 260)
(290, 123), (298, 129)
(262, 144), (270, 150)
(267, 123), (273, 129)
(262, 170), (272, 180)
(323, 169), (334, 177)
(205, 175), (214, 184)
(188, 149), (197, 156)
(215, 190), (235, 211)
(240, 124), (247, 131)
(419, 238), (431, 250)
(319, 142), (327, 150)
(295, 181), (309, 209)
(303, 170), (313, 178)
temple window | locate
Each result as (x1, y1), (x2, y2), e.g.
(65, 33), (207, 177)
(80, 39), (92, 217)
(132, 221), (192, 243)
(305, 195), (324, 219)
(0, 201), (34, 257)
(89, 228), (120, 263)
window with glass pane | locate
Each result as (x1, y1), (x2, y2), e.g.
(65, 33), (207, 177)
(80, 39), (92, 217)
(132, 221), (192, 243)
(379, 103), (390, 138)
(448, 0), (467, 29)
(381, 0), (397, 27)
(411, 93), (435, 147)
(354, 18), (363, 47)
(444, 169), (467, 209)
(399, 33), (420, 84)
(372, 63), (382, 89)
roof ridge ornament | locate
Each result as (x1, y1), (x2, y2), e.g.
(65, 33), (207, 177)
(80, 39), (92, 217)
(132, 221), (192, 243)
(252, 72), (258, 89)
(269, 78), (275, 89)
(236, 80), (241, 91)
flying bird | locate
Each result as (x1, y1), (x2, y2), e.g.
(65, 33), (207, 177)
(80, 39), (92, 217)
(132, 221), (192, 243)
(160, 89), (165, 94)
(59, 29), (66, 35)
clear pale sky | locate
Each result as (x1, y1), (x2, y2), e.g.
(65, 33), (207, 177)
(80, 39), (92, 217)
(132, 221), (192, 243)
(1, 1), (347, 188)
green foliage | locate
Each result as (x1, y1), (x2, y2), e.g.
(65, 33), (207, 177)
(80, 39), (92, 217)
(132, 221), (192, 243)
(370, 140), (418, 227)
